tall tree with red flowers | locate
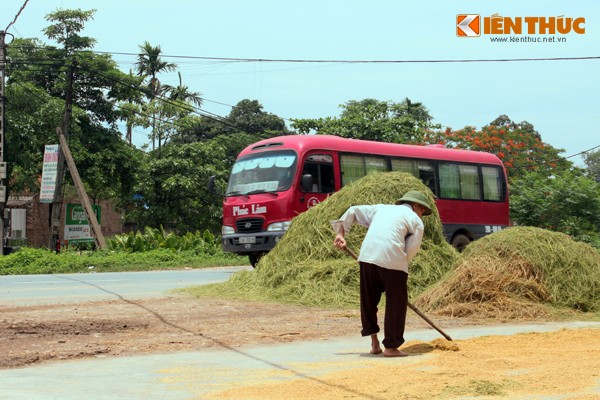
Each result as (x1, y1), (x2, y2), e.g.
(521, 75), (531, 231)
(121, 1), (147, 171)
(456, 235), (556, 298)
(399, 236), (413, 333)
(424, 115), (571, 179)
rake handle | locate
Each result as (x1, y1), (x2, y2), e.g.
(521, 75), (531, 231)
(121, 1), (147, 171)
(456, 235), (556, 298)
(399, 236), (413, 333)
(342, 245), (453, 341)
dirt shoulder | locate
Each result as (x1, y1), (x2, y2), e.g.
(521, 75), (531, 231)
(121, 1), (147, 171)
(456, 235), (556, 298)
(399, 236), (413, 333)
(0, 295), (485, 370)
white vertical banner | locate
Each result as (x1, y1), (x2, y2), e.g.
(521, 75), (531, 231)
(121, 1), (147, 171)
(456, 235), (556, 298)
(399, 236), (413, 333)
(39, 144), (60, 203)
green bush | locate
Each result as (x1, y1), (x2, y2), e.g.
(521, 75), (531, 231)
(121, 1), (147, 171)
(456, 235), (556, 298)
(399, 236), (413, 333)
(510, 170), (600, 248)
(107, 226), (221, 254)
(0, 245), (246, 275)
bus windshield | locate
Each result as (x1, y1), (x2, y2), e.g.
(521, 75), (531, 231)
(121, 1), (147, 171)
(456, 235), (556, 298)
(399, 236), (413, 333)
(225, 150), (297, 196)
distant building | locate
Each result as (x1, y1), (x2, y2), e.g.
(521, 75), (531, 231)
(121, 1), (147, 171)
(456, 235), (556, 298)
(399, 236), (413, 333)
(5, 193), (130, 249)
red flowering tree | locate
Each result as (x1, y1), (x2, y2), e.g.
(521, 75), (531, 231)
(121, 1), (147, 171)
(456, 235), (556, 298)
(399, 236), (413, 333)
(424, 116), (571, 179)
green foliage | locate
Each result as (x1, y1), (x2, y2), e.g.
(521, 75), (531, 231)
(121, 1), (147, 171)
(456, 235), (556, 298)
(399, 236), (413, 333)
(0, 245), (245, 276)
(584, 149), (600, 182)
(291, 98), (437, 144)
(5, 83), (65, 193)
(172, 99), (289, 144)
(6, 16), (143, 205)
(510, 170), (600, 248)
(129, 141), (228, 233)
(42, 8), (97, 55)
(107, 226), (221, 254)
(425, 116), (571, 179)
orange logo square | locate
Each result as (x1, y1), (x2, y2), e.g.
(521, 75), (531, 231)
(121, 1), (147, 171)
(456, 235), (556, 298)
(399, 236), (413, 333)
(457, 14), (481, 37)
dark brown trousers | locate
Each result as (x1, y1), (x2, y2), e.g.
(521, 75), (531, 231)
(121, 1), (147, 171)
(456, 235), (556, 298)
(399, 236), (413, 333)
(359, 262), (408, 349)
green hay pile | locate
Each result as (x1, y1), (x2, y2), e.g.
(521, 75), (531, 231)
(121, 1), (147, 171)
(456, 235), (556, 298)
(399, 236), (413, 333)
(194, 172), (458, 308)
(415, 226), (600, 318)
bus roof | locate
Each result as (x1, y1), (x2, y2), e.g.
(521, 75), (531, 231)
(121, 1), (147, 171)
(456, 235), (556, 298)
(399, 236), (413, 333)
(238, 135), (504, 165)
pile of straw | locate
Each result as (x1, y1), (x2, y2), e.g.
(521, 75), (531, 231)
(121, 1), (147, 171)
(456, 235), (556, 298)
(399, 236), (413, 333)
(415, 226), (600, 318)
(197, 172), (457, 308)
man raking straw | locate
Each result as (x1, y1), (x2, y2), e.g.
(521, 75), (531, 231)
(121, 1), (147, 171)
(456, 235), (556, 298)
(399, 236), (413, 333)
(331, 191), (432, 357)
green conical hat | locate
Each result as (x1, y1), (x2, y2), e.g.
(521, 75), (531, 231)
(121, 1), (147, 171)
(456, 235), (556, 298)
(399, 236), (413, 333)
(395, 191), (433, 215)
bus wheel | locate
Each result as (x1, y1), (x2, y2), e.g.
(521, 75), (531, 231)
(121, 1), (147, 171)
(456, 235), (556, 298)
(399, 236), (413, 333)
(451, 234), (471, 252)
(248, 254), (263, 268)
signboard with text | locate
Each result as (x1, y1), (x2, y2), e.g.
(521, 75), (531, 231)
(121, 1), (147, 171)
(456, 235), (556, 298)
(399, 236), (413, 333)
(39, 144), (60, 203)
(64, 203), (101, 244)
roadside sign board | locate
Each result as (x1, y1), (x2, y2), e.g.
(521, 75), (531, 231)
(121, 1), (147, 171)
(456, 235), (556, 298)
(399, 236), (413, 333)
(64, 203), (101, 243)
(40, 144), (60, 203)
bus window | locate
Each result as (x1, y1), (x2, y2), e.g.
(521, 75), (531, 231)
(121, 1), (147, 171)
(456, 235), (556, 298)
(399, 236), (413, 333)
(340, 154), (365, 186)
(439, 162), (481, 200)
(391, 159), (417, 176)
(439, 163), (460, 199)
(226, 151), (297, 195)
(302, 154), (334, 193)
(341, 154), (386, 186)
(418, 161), (435, 193)
(460, 165), (480, 200)
(365, 156), (386, 174)
(482, 166), (503, 201)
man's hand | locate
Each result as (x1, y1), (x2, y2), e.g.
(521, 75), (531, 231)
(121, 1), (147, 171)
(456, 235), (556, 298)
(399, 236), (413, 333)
(333, 233), (347, 249)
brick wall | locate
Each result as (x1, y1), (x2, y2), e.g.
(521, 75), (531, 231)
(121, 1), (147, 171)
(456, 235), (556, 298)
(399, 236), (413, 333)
(6, 193), (127, 248)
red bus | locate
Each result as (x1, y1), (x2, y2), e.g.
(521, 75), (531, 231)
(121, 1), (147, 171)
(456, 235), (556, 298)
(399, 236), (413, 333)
(220, 135), (509, 266)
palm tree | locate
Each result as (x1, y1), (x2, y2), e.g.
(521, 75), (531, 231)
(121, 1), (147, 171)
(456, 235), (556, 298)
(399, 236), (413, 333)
(134, 42), (177, 150)
(165, 72), (203, 109)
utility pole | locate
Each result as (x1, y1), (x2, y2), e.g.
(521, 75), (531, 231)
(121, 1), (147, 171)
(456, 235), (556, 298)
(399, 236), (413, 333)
(0, 31), (8, 256)
(57, 127), (106, 249)
(48, 60), (75, 251)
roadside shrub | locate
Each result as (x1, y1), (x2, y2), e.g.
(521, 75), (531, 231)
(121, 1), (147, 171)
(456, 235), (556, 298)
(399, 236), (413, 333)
(107, 226), (221, 254)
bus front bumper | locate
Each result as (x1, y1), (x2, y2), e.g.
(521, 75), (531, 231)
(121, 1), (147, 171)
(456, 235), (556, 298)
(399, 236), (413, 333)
(222, 232), (285, 255)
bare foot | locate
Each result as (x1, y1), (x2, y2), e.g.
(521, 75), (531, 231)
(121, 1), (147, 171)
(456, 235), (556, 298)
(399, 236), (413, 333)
(383, 348), (409, 357)
(370, 334), (382, 354)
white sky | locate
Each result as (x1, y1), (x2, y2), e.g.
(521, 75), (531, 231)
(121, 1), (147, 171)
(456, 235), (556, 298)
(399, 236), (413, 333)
(3, 0), (599, 167)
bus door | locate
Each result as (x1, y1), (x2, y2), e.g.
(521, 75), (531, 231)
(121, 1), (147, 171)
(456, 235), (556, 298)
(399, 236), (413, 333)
(294, 153), (335, 212)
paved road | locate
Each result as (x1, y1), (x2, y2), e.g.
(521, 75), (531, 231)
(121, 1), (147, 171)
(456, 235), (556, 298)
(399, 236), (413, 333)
(0, 267), (250, 306)
(1, 321), (599, 400)
(2, 269), (599, 399)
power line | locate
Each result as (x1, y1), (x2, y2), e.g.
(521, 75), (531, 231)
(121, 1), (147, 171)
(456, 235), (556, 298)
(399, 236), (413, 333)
(74, 62), (246, 131)
(5, 0), (30, 32)
(91, 51), (600, 64)
(564, 144), (600, 159)
(9, 42), (600, 64)
(7, 46), (597, 157)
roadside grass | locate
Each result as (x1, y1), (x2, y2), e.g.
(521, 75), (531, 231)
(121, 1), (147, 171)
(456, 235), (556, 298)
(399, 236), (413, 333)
(0, 247), (248, 275)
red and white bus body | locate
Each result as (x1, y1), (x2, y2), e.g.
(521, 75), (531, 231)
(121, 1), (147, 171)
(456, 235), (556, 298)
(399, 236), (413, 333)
(221, 135), (509, 264)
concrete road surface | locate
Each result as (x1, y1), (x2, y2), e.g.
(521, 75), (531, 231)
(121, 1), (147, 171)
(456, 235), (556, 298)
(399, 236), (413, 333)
(0, 321), (599, 400)
(0, 267), (250, 306)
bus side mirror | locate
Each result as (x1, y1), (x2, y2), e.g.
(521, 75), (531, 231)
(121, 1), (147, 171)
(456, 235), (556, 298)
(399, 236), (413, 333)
(208, 176), (216, 193)
(301, 174), (313, 192)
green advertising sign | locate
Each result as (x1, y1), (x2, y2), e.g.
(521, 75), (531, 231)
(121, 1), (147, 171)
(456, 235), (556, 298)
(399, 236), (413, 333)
(64, 204), (102, 243)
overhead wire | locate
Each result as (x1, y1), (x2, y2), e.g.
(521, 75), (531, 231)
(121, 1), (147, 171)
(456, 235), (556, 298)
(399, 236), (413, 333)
(91, 51), (600, 64)
(5, 45), (599, 157)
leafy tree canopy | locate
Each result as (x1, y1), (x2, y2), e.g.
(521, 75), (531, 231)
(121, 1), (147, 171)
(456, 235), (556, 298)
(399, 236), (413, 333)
(291, 98), (437, 143)
(129, 141), (229, 233)
(510, 170), (600, 247)
(43, 8), (97, 56)
(172, 99), (288, 144)
(584, 149), (600, 182)
(5, 9), (142, 207)
(425, 115), (571, 179)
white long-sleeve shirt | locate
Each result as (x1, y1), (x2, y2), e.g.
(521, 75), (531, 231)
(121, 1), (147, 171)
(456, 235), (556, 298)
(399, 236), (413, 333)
(330, 204), (424, 273)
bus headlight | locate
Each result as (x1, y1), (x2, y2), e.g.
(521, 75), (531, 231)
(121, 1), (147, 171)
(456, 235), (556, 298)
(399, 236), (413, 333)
(222, 225), (235, 235)
(267, 221), (291, 232)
